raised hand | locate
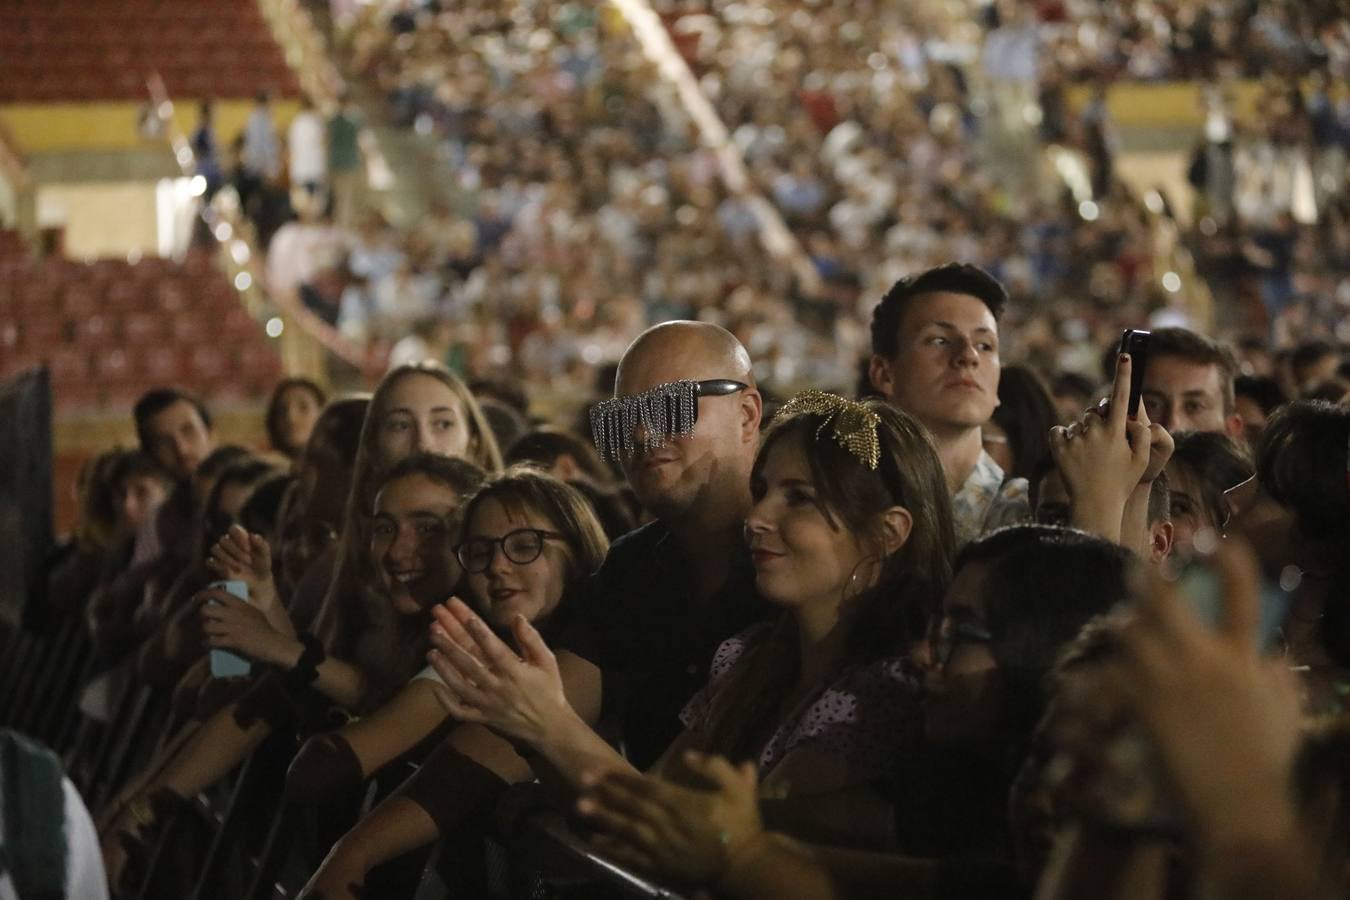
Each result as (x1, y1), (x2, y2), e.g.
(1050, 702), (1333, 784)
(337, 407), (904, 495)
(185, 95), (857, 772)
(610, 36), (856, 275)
(199, 588), (298, 668)
(1107, 539), (1303, 849)
(1050, 353), (1152, 540)
(425, 599), (569, 747)
(207, 525), (290, 633)
(578, 751), (763, 886)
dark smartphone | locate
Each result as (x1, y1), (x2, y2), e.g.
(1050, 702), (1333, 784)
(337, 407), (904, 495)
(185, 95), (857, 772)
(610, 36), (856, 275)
(1118, 329), (1151, 418)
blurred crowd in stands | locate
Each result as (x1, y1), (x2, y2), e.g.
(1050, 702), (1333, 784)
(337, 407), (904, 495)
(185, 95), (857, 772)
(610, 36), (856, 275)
(4, 2), (1350, 894)
(198, 0), (1348, 417)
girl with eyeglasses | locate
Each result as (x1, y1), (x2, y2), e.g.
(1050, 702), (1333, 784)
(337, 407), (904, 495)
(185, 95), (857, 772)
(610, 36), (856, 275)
(296, 466), (609, 899)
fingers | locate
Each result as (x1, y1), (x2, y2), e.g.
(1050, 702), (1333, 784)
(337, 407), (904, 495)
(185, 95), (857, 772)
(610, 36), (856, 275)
(460, 613), (523, 672)
(1048, 425), (1070, 461)
(430, 602), (483, 662)
(1108, 353), (1131, 429)
(681, 750), (753, 793)
(249, 533), (272, 565)
(512, 615), (556, 670)
(426, 676), (485, 723)
(582, 775), (672, 844)
(425, 648), (492, 710)
(1125, 419), (1152, 471)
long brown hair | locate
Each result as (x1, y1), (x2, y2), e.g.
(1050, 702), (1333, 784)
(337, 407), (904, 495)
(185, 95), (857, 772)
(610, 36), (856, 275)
(313, 364), (503, 652)
(458, 466), (610, 614)
(696, 399), (955, 763)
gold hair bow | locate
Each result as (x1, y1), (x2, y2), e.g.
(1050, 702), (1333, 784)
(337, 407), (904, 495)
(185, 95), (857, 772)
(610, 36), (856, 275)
(777, 390), (881, 470)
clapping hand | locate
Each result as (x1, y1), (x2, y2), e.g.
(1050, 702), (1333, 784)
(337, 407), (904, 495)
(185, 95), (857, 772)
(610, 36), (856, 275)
(578, 751), (764, 886)
(426, 599), (569, 747)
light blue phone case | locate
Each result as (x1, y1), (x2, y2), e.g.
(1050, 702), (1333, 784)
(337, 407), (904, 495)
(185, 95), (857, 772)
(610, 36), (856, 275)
(208, 579), (253, 678)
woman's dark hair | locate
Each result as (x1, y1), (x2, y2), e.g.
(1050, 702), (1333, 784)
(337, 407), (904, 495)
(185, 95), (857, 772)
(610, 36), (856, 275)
(458, 465), (609, 603)
(506, 427), (614, 485)
(335, 453), (488, 707)
(566, 478), (638, 541)
(1257, 401), (1350, 538)
(989, 365), (1060, 480)
(316, 364), (502, 651)
(755, 399), (956, 656)
(78, 450), (144, 548)
(196, 445), (254, 490)
(374, 453), (487, 512)
(264, 377), (328, 457)
(1255, 401), (1350, 667)
(696, 400), (956, 764)
(302, 396), (369, 470)
(238, 472), (297, 545)
(957, 524), (1132, 677)
(201, 459), (281, 557)
(1234, 374), (1287, 415)
(1169, 431), (1254, 530)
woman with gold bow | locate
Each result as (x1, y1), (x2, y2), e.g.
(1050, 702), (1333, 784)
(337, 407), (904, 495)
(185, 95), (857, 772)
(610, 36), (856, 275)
(430, 390), (956, 851)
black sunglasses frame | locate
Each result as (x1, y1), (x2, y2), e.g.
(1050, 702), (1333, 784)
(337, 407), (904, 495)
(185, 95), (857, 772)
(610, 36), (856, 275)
(455, 528), (566, 574)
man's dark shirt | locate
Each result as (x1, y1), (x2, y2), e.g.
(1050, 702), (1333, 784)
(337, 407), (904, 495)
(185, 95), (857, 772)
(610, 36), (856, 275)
(558, 520), (768, 770)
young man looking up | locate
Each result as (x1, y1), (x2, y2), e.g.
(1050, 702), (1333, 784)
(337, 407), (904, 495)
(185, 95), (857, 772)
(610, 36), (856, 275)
(867, 263), (1028, 546)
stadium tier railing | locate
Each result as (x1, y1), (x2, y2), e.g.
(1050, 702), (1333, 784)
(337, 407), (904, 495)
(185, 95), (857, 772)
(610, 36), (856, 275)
(145, 72), (382, 387)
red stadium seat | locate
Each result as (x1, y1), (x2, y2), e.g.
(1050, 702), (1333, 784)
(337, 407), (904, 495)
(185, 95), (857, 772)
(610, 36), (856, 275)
(122, 312), (164, 344)
(93, 347), (133, 380)
(140, 346), (183, 382)
(20, 315), (68, 349)
(74, 314), (116, 345)
(44, 346), (89, 383)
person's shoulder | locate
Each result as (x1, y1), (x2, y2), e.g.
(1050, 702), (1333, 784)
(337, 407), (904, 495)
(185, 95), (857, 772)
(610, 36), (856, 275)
(600, 520), (670, 562)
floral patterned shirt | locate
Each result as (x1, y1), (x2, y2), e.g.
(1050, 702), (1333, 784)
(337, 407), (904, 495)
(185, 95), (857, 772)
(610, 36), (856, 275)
(952, 449), (1030, 548)
(679, 624), (923, 785)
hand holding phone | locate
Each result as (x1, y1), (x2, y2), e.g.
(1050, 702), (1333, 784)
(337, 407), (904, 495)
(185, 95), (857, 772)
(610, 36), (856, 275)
(1117, 329), (1151, 418)
(208, 580), (252, 678)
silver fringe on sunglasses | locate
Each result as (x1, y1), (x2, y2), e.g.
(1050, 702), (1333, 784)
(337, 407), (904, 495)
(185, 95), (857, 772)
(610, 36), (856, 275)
(589, 379), (748, 460)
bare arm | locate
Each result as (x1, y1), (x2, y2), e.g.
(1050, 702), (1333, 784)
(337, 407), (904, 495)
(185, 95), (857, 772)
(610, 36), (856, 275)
(300, 796), (439, 900)
(340, 678), (449, 776)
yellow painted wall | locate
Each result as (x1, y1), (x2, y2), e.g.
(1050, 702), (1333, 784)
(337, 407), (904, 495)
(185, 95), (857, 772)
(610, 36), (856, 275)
(1065, 81), (1268, 129)
(0, 99), (301, 154)
(37, 181), (159, 259)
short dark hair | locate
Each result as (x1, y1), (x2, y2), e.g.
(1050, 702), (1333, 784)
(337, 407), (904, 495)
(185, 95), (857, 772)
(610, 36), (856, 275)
(1169, 431), (1253, 530)
(506, 427), (613, 485)
(1146, 470), (1170, 525)
(1148, 328), (1239, 413)
(870, 262), (1008, 359)
(1234, 375), (1287, 415)
(133, 388), (212, 454)
(990, 366), (1060, 481)
(1291, 340), (1339, 385)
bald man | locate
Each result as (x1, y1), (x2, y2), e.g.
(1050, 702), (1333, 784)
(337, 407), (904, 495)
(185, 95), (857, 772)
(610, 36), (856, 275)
(299, 323), (771, 894)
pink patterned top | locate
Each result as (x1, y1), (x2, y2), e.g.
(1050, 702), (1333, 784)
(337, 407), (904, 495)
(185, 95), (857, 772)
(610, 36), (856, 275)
(679, 623), (923, 784)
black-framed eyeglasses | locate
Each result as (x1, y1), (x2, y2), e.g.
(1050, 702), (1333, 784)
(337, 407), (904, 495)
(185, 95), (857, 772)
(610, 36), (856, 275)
(455, 528), (566, 574)
(935, 620), (993, 667)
